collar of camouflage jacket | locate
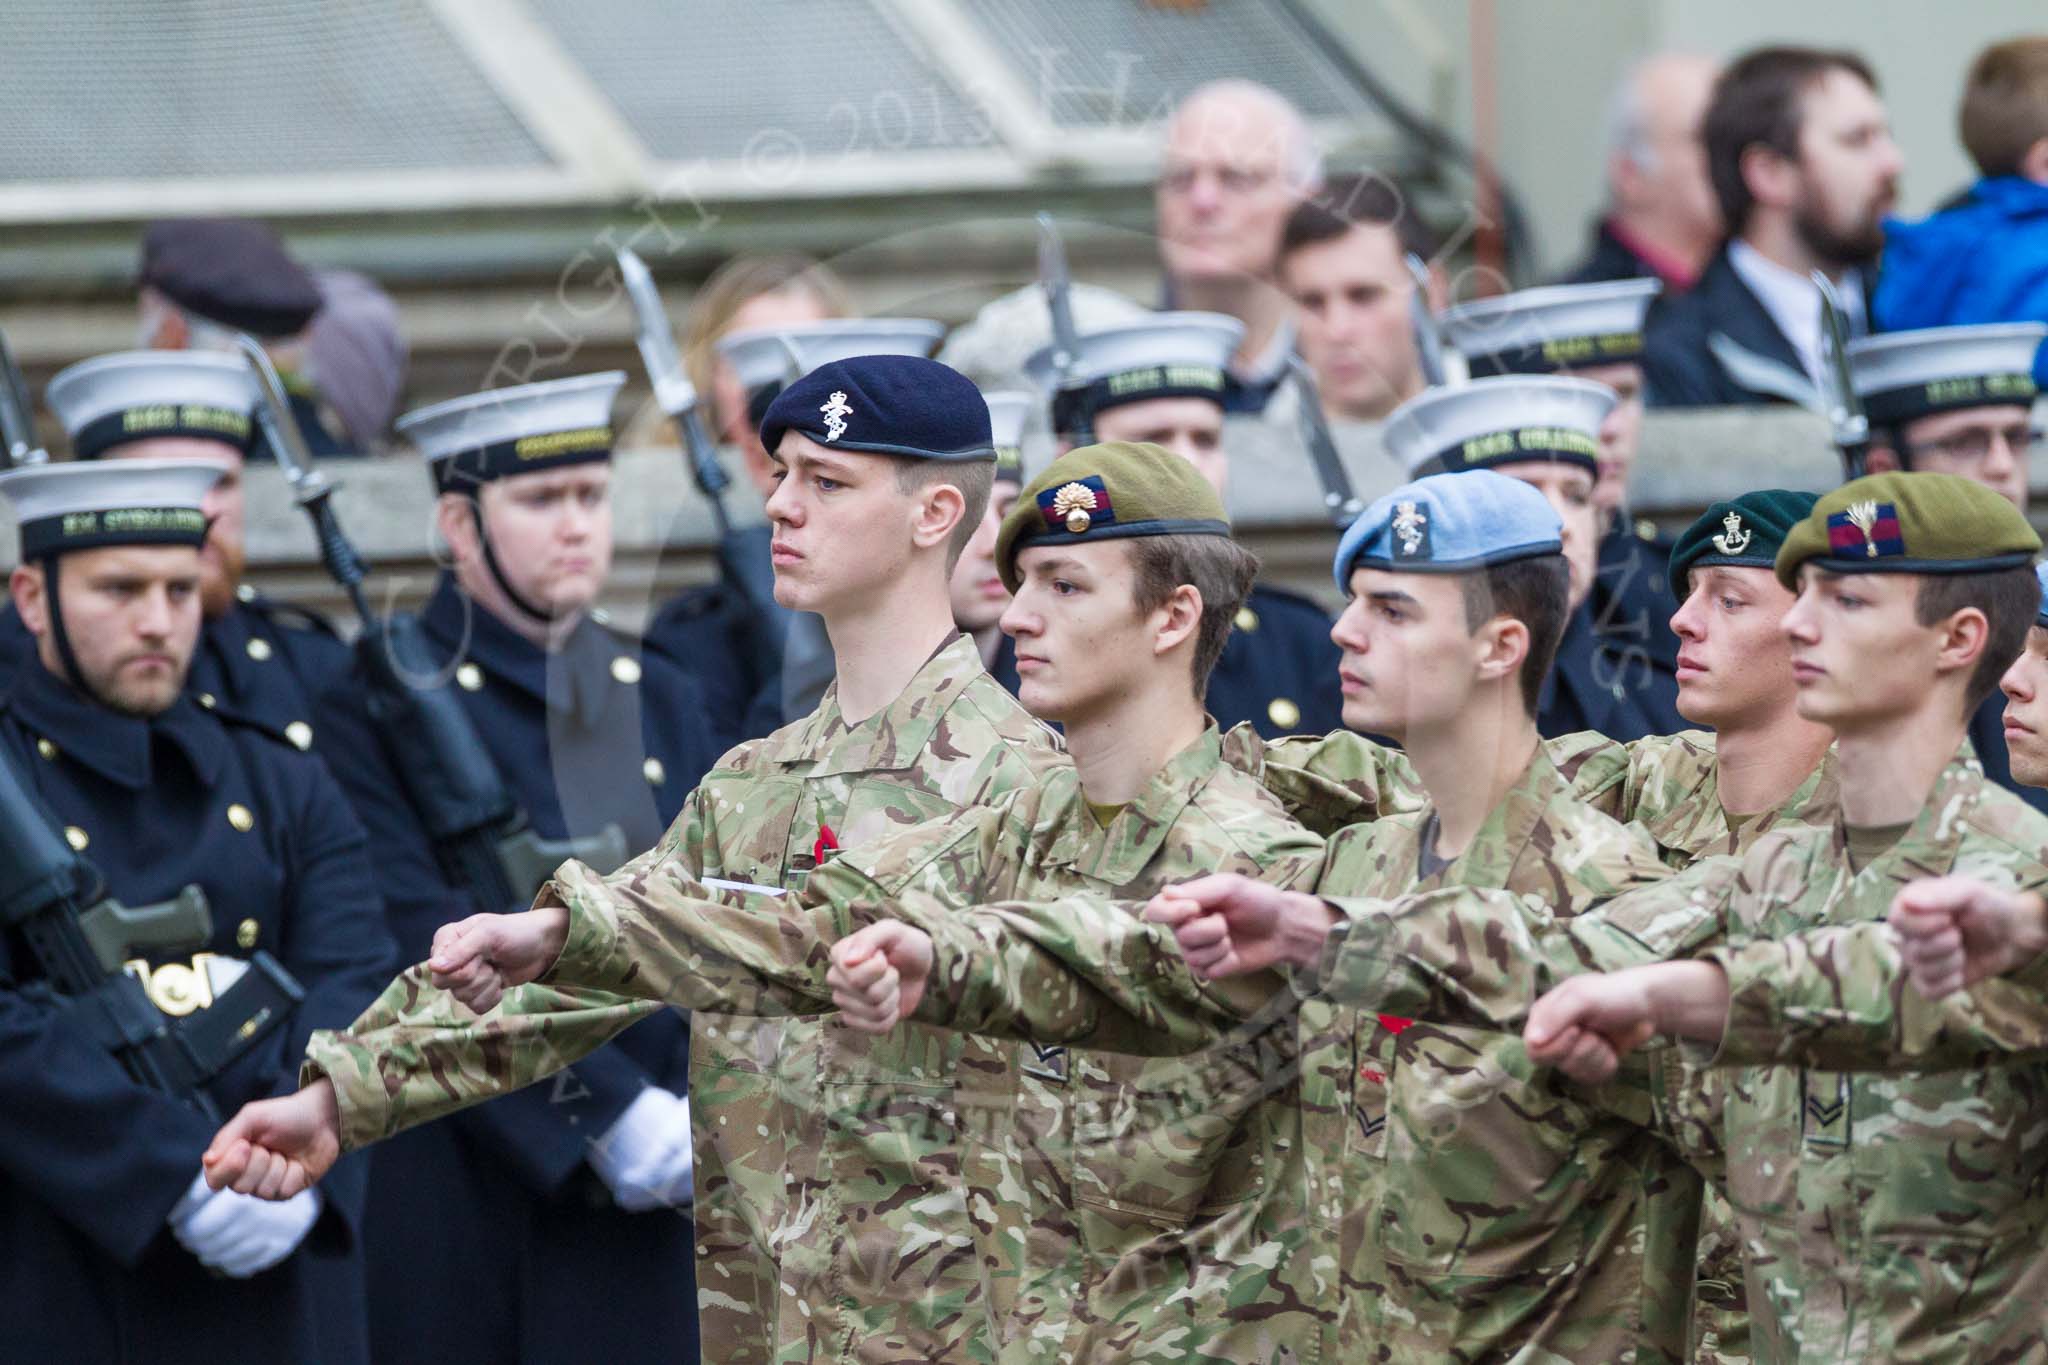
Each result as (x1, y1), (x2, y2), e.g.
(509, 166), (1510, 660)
(1422, 740), (1574, 886)
(1820, 743), (1980, 894)
(1044, 723), (1223, 883)
(763, 630), (987, 776)
(7, 656), (226, 791)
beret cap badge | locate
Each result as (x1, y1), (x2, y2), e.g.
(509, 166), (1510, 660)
(1391, 500), (1429, 558)
(1052, 481), (1100, 533)
(820, 390), (852, 442)
(1712, 512), (1751, 556)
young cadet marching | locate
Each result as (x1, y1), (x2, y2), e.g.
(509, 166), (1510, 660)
(1852, 321), (2048, 810)
(1438, 277), (1682, 684)
(1380, 374), (1684, 742)
(360, 439), (1324, 1362)
(650, 316), (946, 739)
(1027, 311), (1345, 738)
(0, 352), (381, 779)
(1267, 472), (2048, 1363)
(339, 372), (723, 1365)
(0, 461), (393, 1363)
(204, 354), (1068, 1364)
(830, 469), (1702, 1361)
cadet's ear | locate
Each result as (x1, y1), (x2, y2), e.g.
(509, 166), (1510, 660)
(1473, 613), (1530, 686)
(1931, 603), (1991, 685)
(1152, 583), (1204, 660)
(909, 479), (966, 554)
(435, 493), (480, 562)
(2021, 135), (2048, 187)
(10, 564), (45, 638)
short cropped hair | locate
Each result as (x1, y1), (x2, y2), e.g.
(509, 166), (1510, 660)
(1279, 172), (1439, 266)
(1704, 47), (1879, 235)
(1916, 564), (2042, 711)
(1128, 534), (1262, 700)
(895, 456), (995, 569)
(1458, 555), (1572, 717)
(1960, 37), (2048, 178)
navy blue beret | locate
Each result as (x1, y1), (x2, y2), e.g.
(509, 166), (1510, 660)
(759, 355), (994, 462)
(1335, 469), (1563, 589)
(139, 218), (324, 338)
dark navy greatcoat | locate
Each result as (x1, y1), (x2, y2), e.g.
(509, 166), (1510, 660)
(0, 659), (394, 1365)
(1205, 581), (1346, 740)
(1538, 600), (1686, 744)
(346, 574), (718, 1365)
(1591, 515), (1682, 679)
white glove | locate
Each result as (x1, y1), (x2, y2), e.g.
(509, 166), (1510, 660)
(588, 1086), (695, 1212)
(167, 1171), (323, 1278)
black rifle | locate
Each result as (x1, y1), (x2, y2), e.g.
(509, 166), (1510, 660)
(614, 247), (788, 678)
(1813, 271), (1871, 482)
(1288, 357), (1365, 529)
(1037, 214), (1094, 446)
(0, 325), (50, 467)
(232, 336), (623, 909)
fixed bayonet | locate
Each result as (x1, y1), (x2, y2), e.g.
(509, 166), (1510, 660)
(613, 246), (737, 537)
(1289, 357), (1364, 529)
(1037, 212), (1094, 445)
(1405, 253), (1448, 389)
(1812, 271), (1869, 481)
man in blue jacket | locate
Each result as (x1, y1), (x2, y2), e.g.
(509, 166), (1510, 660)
(1874, 37), (2048, 385)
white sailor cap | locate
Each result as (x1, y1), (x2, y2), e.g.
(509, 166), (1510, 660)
(1023, 311), (1243, 437)
(1439, 280), (1660, 379)
(45, 350), (259, 459)
(718, 318), (945, 425)
(1848, 323), (2046, 427)
(936, 282), (1152, 390)
(1382, 375), (1615, 477)
(983, 391), (1035, 484)
(397, 372), (626, 494)
(0, 458), (222, 560)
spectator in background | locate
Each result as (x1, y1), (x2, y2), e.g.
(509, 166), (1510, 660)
(136, 217), (357, 457)
(1157, 79), (1323, 415)
(307, 269), (408, 450)
(1276, 173), (1444, 423)
(1875, 36), (2048, 384)
(1641, 48), (1903, 408)
(1566, 53), (1724, 291)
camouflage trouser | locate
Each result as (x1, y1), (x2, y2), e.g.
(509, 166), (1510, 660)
(1691, 1186), (1751, 1365)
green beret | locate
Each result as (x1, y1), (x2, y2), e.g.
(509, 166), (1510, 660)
(995, 440), (1231, 592)
(1774, 471), (2039, 589)
(1667, 489), (1818, 599)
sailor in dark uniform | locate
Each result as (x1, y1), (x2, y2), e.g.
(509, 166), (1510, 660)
(1852, 321), (2048, 811)
(1025, 311), (1345, 738)
(1439, 279), (1682, 680)
(0, 459), (392, 1364)
(349, 371), (721, 1365)
(950, 390), (1030, 694)
(1381, 374), (1685, 742)
(135, 217), (355, 458)
(648, 317), (945, 740)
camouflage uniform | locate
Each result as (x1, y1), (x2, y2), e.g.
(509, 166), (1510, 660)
(307, 634), (1066, 1364)
(1314, 747), (2048, 1364)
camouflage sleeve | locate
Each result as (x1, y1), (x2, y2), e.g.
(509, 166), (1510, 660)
(1314, 856), (1742, 1024)
(1231, 724), (1427, 837)
(303, 970), (662, 1153)
(1700, 925), (2048, 1069)
(907, 890), (1291, 1056)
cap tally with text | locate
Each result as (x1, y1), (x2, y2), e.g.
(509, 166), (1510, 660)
(1666, 489), (1818, 600)
(1381, 374), (1614, 477)
(1024, 311), (1243, 436)
(719, 318), (944, 427)
(398, 372), (625, 494)
(1440, 279), (1660, 378)
(0, 458), (221, 559)
(984, 391), (1034, 485)
(1847, 322), (2046, 427)
(138, 218), (324, 338)
(46, 350), (259, 459)
(995, 440), (1231, 592)
(1774, 470), (2040, 588)
(760, 354), (993, 463)
(1333, 469), (1563, 589)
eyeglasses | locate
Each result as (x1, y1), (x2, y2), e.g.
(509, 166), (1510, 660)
(1901, 424), (2047, 464)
